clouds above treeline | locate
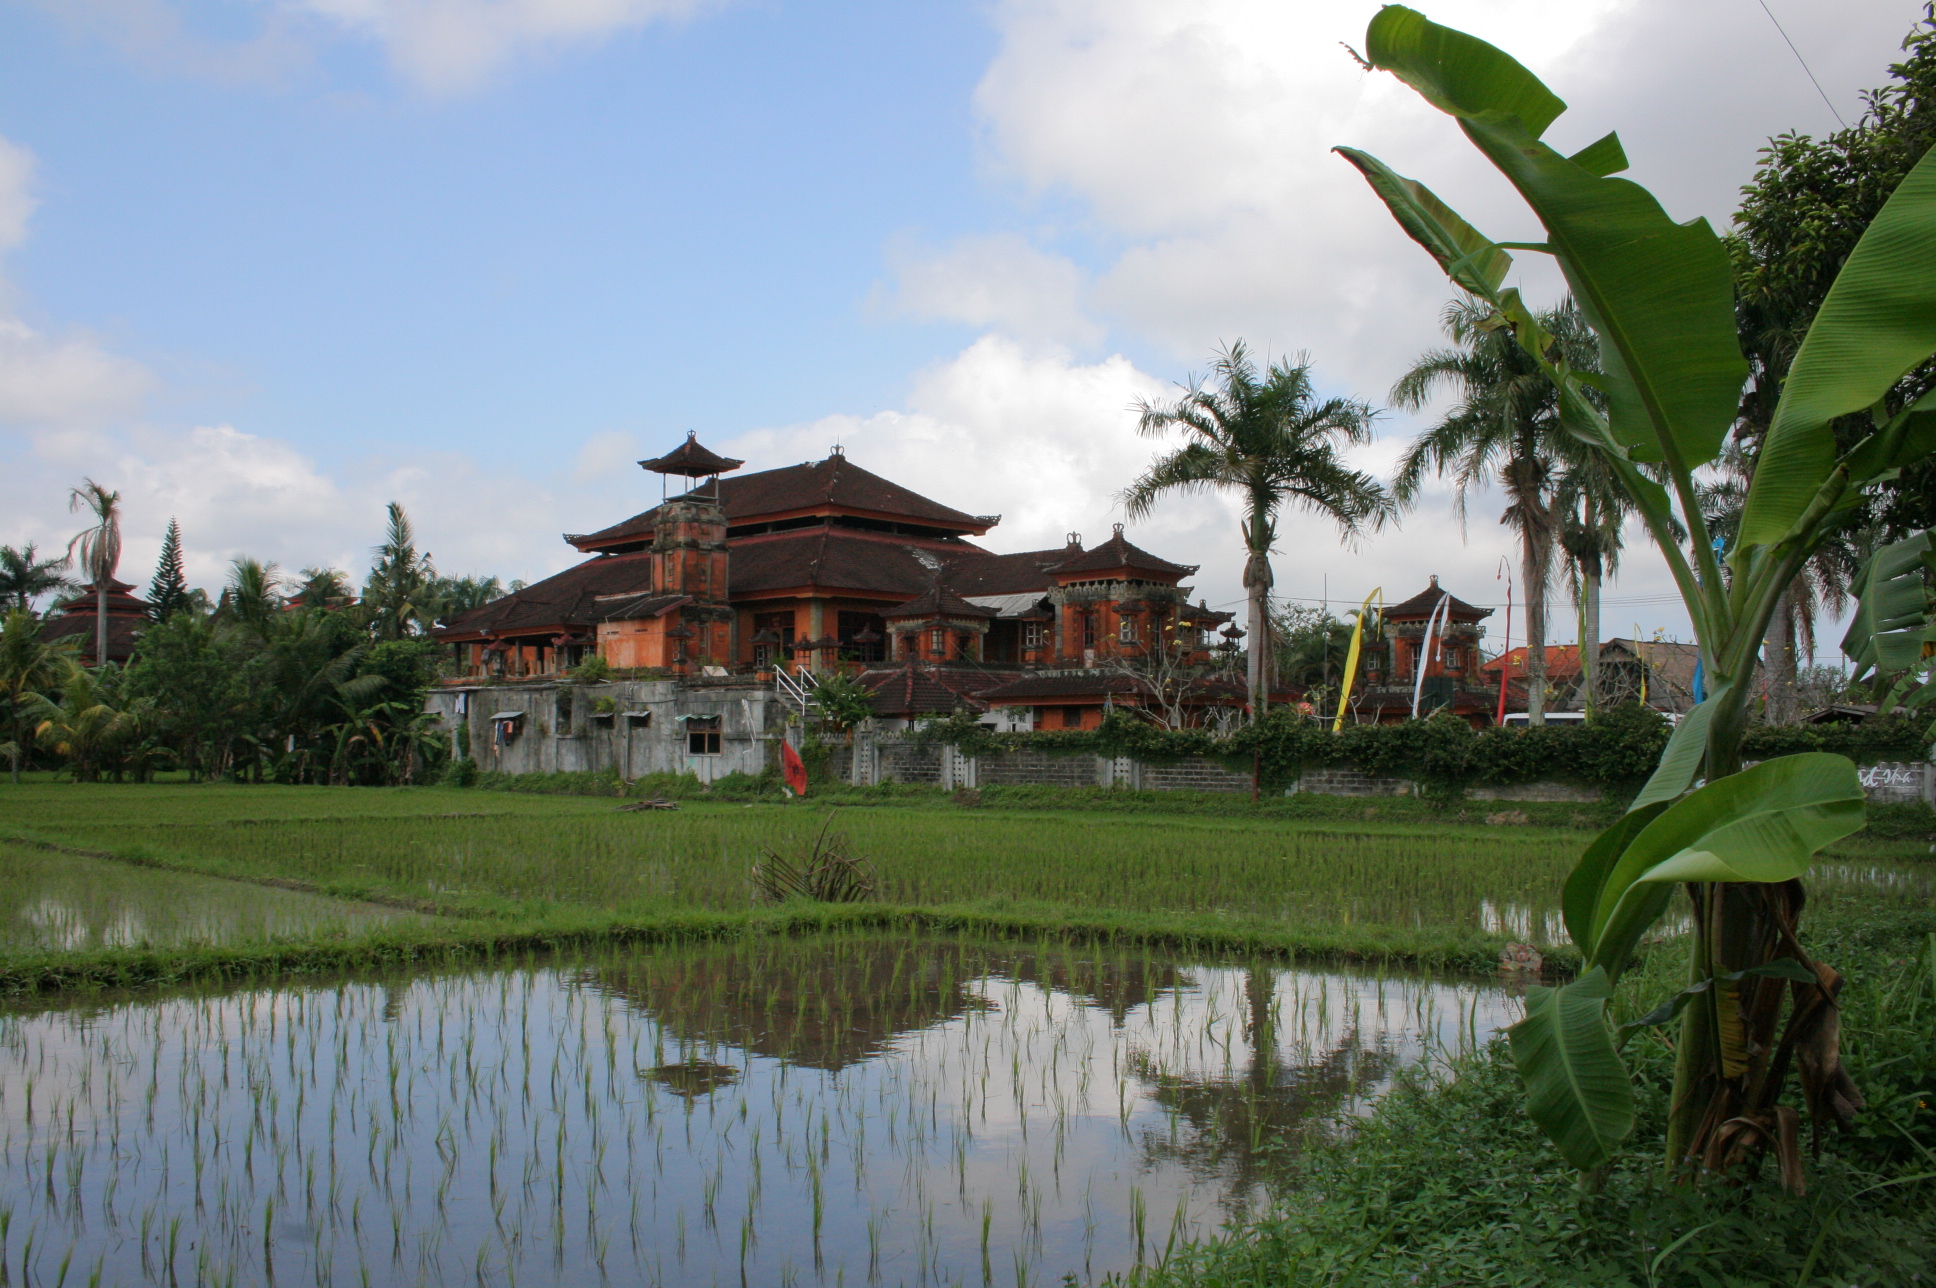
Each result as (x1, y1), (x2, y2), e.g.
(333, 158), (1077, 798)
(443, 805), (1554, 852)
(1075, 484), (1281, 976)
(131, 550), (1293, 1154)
(0, 0), (1924, 648)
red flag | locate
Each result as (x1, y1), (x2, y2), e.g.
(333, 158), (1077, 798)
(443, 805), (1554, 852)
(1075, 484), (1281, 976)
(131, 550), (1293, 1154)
(780, 738), (809, 797)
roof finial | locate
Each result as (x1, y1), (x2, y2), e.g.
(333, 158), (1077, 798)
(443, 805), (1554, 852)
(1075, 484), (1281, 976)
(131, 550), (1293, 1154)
(1113, 522), (1124, 535)
(1429, 573), (1440, 588)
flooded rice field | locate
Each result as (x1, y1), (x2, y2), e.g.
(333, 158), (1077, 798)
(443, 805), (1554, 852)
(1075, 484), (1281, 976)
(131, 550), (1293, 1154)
(0, 933), (1514, 1287)
(0, 844), (420, 954)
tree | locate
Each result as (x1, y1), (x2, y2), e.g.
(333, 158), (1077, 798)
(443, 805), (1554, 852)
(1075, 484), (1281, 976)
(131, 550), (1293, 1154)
(1340, 5), (1936, 1183)
(0, 607), (75, 783)
(1124, 343), (1390, 722)
(66, 479), (122, 666)
(1391, 296), (1599, 724)
(290, 566), (355, 610)
(124, 612), (251, 781)
(217, 558), (284, 639)
(422, 574), (503, 628)
(28, 660), (144, 782)
(363, 502), (435, 640)
(148, 518), (191, 621)
(1271, 603), (1352, 716)
(0, 543), (75, 612)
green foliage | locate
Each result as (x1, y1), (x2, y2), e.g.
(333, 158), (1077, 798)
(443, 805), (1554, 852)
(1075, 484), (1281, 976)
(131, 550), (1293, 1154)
(811, 671), (875, 731)
(147, 518), (190, 621)
(921, 704), (1676, 799)
(361, 501), (436, 640)
(0, 543), (76, 614)
(567, 653), (614, 683)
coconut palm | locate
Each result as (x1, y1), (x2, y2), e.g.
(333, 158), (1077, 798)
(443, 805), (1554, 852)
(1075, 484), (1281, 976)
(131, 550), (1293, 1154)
(66, 479), (123, 666)
(28, 659), (144, 782)
(1124, 343), (1390, 721)
(363, 502), (435, 640)
(1391, 297), (1599, 725)
(0, 607), (76, 783)
(0, 543), (76, 613)
(218, 558), (284, 639)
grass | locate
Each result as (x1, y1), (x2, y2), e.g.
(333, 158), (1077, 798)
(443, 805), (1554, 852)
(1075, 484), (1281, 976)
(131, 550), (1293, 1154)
(1, 778), (1931, 1284)
(1126, 905), (1936, 1288)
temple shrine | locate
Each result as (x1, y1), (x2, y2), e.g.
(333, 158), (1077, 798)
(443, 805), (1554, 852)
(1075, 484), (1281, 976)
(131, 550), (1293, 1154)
(41, 577), (153, 665)
(434, 433), (1237, 726)
(1343, 576), (1498, 726)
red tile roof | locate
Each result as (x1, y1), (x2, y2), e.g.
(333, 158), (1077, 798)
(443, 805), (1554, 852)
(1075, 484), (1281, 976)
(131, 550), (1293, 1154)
(857, 663), (995, 717)
(1053, 529), (1195, 579)
(1385, 576), (1492, 621)
(639, 432), (744, 478)
(885, 585), (998, 620)
(709, 454), (990, 529)
(435, 553), (656, 639)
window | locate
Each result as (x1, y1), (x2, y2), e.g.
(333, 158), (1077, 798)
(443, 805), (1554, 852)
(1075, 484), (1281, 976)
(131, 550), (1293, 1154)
(1118, 617), (1137, 643)
(1081, 614), (1097, 650)
(1062, 706), (1085, 729)
(1441, 647), (1462, 671)
(930, 628), (946, 656)
(1024, 623), (1044, 649)
(686, 715), (722, 755)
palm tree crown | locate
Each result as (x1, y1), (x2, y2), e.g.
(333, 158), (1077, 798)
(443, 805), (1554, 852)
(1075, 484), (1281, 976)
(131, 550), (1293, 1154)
(0, 543), (76, 612)
(1390, 298), (1599, 723)
(1123, 342), (1389, 719)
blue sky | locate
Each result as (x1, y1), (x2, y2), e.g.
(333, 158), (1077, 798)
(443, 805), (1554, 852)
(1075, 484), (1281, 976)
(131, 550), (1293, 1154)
(0, 0), (1923, 652)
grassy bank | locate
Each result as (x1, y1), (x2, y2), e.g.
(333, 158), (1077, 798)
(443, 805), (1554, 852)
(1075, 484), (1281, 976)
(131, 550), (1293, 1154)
(1128, 905), (1936, 1288)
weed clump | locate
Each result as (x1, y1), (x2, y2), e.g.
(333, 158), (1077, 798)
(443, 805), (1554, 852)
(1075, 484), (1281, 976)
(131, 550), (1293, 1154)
(752, 815), (876, 903)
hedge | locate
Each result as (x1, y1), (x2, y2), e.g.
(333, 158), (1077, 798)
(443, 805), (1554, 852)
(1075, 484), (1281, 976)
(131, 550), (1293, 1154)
(917, 704), (1935, 801)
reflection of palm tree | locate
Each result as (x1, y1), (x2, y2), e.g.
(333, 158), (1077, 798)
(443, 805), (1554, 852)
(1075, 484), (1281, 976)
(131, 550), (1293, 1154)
(1127, 968), (1402, 1200)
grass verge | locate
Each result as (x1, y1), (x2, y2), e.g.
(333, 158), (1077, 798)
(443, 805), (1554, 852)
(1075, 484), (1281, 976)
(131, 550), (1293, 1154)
(1125, 905), (1936, 1288)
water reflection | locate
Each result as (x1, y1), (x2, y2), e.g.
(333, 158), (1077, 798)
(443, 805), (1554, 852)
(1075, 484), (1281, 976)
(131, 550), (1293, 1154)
(0, 844), (417, 951)
(0, 934), (1510, 1287)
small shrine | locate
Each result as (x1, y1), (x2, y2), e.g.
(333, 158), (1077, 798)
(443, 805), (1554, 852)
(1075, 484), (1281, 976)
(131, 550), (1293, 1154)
(1345, 576), (1497, 725)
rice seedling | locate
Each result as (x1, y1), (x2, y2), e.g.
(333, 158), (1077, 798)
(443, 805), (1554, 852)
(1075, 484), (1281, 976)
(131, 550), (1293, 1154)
(0, 930), (1515, 1286)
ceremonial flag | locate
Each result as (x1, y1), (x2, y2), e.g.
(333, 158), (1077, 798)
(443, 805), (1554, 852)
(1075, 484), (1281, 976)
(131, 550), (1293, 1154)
(781, 738), (809, 797)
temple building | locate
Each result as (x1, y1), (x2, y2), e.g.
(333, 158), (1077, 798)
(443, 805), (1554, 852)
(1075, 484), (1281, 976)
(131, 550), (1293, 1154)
(435, 434), (1233, 723)
(41, 578), (152, 665)
(1343, 576), (1498, 726)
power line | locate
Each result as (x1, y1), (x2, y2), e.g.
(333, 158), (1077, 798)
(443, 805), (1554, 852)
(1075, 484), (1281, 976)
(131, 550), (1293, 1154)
(1756, 0), (1848, 129)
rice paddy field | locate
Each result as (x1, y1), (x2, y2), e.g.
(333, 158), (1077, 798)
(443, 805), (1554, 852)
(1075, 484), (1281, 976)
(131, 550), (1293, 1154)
(0, 781), (1929, 1286)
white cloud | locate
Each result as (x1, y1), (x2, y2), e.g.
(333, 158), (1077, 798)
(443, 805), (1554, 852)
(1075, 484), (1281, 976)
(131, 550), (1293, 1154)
(878, 232), (1102, 349)
(290, 0), (716, 94)
(0, 136), (156, 433)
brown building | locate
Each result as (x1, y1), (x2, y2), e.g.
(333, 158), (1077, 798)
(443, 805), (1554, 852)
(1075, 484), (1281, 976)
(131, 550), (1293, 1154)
(435, 435), (1230, 704)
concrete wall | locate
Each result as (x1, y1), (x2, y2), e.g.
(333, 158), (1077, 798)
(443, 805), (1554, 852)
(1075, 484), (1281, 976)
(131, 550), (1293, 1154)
(429, 680), (778, 783)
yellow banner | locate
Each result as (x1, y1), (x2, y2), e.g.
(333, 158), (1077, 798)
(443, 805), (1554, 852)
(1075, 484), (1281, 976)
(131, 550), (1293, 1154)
(1333, 589), (1383, 732)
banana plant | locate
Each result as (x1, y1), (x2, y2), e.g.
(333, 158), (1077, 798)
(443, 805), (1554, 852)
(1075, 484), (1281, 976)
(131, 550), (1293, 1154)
(1337, 6), (1936, 1180)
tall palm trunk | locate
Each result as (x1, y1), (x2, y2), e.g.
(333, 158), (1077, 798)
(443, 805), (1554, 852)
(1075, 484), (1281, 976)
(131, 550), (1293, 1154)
(96, 579), (107, 667)
(1582, 563), (1601, 714)
(1245, 550), (1272, 722)
(1523, 534), (1547, 725)
(1763, 586), (1797, 724)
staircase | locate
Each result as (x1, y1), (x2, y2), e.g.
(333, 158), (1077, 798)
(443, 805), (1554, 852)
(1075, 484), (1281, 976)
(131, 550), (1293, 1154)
(773, 667), (818, 721)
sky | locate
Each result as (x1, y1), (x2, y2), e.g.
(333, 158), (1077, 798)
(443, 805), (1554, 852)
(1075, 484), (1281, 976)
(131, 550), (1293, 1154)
(0, 0), (1924, 659)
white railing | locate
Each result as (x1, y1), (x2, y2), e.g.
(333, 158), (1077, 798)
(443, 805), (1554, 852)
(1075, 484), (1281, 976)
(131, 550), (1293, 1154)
(773, 667), (816, 719)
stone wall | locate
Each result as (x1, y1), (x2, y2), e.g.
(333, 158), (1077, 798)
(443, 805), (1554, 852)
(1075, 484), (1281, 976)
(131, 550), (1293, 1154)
(975, 747), (1104, 789)
(1139, 756), (1257, 793)
(428, 680), (777, 783)
(1288, 766), (1415, 797)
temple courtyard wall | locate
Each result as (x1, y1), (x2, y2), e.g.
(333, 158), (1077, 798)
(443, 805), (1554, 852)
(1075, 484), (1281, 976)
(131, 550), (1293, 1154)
(427, 681), (1936, 806)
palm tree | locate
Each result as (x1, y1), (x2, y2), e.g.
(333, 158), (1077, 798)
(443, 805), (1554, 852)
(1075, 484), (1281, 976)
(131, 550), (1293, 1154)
(218, 558), (284, 639)
(0, 543), (76, 612)
(1, 607), (76, 783)
(1124, 343), (1390, 720)
(28, 659), (144, 782)
(1391, 298), (1598, 726)
(66, 479), (123, 666)
(363, 502), (435, 640)
(1553, 454), (1630, 713)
